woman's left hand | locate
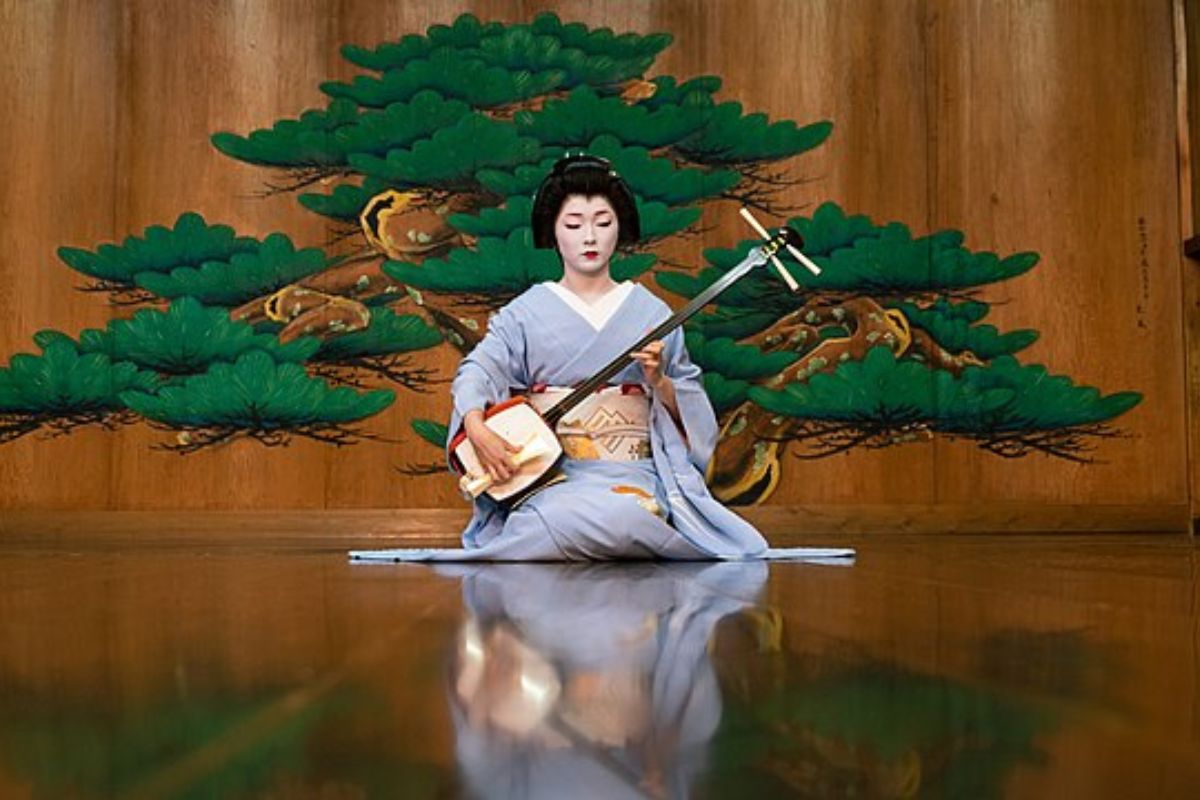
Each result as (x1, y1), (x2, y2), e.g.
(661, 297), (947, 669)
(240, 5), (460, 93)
(631, 340), (667, 389)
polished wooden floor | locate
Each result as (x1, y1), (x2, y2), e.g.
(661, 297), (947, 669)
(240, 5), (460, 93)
(0, 524), (1196, 798)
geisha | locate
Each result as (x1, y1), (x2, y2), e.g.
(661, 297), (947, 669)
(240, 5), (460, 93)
(351, 155), (853, 563)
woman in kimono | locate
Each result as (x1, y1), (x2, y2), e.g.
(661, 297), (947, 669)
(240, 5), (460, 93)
(352, 155), (853, 563)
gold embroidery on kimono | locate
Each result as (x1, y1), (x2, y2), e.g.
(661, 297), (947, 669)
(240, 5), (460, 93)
(611, 485), (666, 519)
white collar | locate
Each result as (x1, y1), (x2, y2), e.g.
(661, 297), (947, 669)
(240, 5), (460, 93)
(544, 281), (634, 331)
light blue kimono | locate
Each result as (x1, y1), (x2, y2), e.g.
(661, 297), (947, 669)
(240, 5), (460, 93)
(351, 282), (853, 563)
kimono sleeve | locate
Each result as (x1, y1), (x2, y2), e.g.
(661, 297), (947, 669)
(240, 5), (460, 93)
(446, 303), (528, 462)
(654, 326), (720, 472)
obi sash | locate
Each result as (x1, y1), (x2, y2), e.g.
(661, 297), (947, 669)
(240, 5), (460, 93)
(525, 384), (652, 462)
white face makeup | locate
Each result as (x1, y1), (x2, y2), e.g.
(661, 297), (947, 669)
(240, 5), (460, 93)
(554, 195), (619, 277)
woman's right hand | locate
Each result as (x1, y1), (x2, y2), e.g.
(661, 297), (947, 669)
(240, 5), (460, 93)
(463, 411), (522, 486)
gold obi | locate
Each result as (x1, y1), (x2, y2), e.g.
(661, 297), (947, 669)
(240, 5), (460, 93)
(526, 384), (652, 461)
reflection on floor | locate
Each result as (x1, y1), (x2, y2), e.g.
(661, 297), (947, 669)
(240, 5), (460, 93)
(0, 534), (1196, 798)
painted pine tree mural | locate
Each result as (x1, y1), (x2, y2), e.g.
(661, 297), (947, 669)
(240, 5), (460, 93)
(0, 12), (1139, 503)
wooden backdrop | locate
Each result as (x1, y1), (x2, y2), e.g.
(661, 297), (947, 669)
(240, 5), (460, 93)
(0, 0), (1189, 528)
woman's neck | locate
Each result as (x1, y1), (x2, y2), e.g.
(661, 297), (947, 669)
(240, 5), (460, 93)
(558, 268), (617, 303)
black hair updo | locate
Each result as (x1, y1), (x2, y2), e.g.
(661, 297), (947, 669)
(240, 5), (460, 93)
(530, 153), (641, 249)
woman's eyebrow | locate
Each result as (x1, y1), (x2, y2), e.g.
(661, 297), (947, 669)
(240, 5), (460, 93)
(561, 209), (612, 219)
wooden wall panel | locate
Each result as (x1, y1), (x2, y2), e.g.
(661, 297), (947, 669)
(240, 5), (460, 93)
(0, 0), (1190, 519)
(647, 0), (940, 507)
(1180, 0), (1200, 529)
(927, 0), (1188, 504)
(107, 1), (338, 511)
(0, 0), (122, 507)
